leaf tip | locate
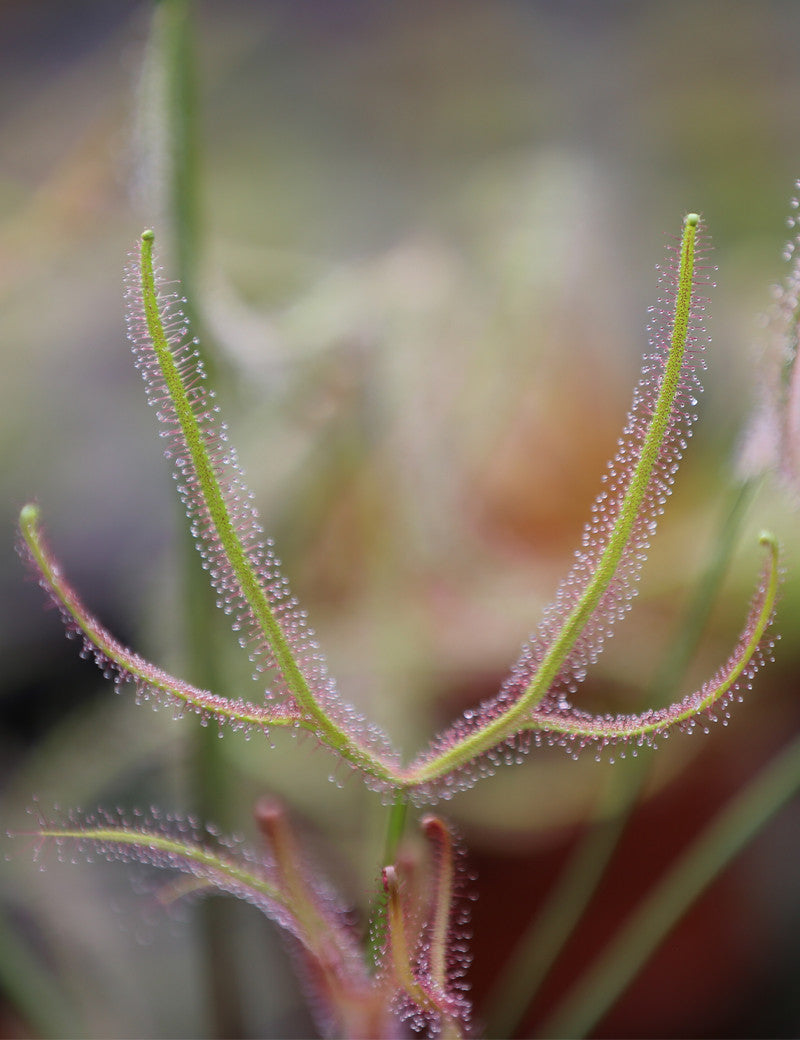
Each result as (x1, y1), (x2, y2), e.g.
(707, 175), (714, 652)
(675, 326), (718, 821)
(685, 212), (700, 228)
(420, 814), (448, 844)
(19, 503), (40, 533)
(141, 228), (155, 244)
(382, 864), (398, 893)
(759, 529), (778, 551)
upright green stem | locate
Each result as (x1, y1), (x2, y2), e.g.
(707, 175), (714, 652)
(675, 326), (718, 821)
(382, 792), (410, 867)
(152, 0), (201, 305)
(147, 3), (243, 1036)
(484, 782), (629, 1038)
(540, 728), (800, 1038)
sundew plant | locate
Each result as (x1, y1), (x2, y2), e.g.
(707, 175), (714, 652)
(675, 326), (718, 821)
(14, 205), (784, 1038)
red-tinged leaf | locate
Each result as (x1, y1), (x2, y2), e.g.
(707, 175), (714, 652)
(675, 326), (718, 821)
(524, 532), (780, 758)
(18, 503), (298, 737)
(379, 818), (472, 1037)
(125, 238), (338, 706)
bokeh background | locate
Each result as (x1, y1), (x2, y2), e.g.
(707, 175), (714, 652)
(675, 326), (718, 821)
(2, 1), (800, 1037)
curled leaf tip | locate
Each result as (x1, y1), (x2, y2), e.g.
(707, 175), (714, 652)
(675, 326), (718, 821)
(759, 529), (778, 549)
(19, 503), (40, 530)
(141, 229), (155, 243)
(382, 864), (398, 892)
(685, 212), (700, 227)
(253, 796), (284, 829)
(420, 814), (443, 837)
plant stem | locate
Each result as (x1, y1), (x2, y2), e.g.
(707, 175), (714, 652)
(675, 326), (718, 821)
(383, 791), (410, 867)
(147, 2), (244, 1036)
(152, 0), (200, 303)
(484, 775), (630, 1038)
(539, 726), (800, 1038)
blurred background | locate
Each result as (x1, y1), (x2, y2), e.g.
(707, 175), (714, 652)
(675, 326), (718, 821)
(2, 1), (800, 1037)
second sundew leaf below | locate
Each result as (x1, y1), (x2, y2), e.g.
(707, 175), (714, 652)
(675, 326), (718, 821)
(27, 808), (370, 1003)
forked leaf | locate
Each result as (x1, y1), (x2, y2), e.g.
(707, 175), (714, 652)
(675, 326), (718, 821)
(404, 533), (779, 795)
(19, 214), (779, 803)
(15, 205), (786, 1040)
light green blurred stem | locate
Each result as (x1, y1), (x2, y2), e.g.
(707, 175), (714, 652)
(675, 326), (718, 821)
(485, 477), (759, 1038)
(540, 722), (800, 1039)
(152, 0), (200, 302)
(148, 2), (244, 1036)
(484, 780), (629, 1039)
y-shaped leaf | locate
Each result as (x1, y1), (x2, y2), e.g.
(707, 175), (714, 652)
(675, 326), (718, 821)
(404, 216), (777, 794)
(20, 214), (779, 802)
